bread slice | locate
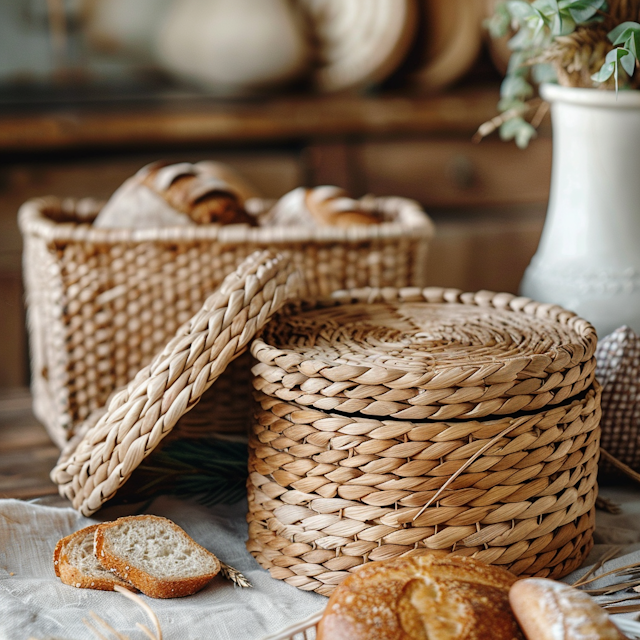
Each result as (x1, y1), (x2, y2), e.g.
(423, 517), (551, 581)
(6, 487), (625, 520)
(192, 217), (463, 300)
(53, 524), (135, 592)
(94, 515), (221, 598)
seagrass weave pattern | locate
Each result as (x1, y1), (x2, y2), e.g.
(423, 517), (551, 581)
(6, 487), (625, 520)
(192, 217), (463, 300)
(246, 384), (601, 595)
(250, 288), (598, 420)
(595, 326), (640, 472)
(51, 251), (299, 516)
(20, 196), (433, 446)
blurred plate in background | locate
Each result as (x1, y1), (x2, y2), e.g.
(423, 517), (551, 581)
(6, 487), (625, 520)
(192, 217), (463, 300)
(301, 0), (419, 92)
(409, 0), (485, 92)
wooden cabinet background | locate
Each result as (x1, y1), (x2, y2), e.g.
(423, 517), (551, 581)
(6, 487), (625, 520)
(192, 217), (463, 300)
(0, 88), (550, 389)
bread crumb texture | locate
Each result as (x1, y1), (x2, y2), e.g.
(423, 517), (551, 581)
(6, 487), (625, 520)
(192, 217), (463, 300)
(95, 515), (221, 598)
(53, 524), (133, 591)
(101, 517), (218, 578)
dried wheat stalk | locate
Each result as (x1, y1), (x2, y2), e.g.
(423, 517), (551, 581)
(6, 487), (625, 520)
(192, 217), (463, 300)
(600, 448), (640, 484)
(220, 561), (252, 588)
(573, 546), (623, 586)
(571, 558), (640, 615)
(595, 495), (623, 515)
(83, 585), (163, 640)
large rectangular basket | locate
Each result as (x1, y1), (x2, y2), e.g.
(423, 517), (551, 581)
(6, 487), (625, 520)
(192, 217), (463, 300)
(19, 195), (434, 447)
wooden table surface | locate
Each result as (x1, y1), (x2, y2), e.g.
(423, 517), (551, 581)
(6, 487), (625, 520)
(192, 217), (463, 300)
(0, 388), (60, 500)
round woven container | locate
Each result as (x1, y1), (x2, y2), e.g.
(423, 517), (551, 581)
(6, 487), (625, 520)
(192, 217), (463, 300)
(246, 287), (601, 594)
(247, 387), (600, 595)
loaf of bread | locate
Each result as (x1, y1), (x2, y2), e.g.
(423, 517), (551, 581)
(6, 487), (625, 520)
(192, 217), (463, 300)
(509, 578), (625, 640)
(53, 524), (135, 592)
(93, 160), (258, 228)
(317, 552), (524, 640)
(264, 185), (383, 227)
(94, 515), (221, 598)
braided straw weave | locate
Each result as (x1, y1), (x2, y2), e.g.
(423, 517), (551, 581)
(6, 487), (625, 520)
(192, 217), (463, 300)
(247, 385), (601, 595)
(246, 287), (600, 594)
(51, 251), (299, 516)
(19, 196), (433, 446)
(250, 288), (598, 420)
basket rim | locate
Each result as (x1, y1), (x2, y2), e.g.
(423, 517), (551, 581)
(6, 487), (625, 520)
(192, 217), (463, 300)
(18, 195), (435, 245)
(252, 380), (601, 430)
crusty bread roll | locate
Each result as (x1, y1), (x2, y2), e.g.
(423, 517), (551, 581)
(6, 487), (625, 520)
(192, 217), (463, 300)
(317, 552), (524, 640)
(264, 185), (382, 227)
(509, 578), (625, 640)
(93, 160), (257, 228)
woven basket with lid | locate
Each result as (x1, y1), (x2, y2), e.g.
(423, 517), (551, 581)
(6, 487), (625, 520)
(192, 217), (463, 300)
(20, 195), (433, 447)
(51, 250), (299, 516)
(246, 287), (601, 595)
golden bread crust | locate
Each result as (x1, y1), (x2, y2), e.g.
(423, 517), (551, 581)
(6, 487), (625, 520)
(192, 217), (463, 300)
(509, 578), (625, 640)
(304, 186), (381, 226)
(317, 553), (524, 640)
(141, 161), (256, 226)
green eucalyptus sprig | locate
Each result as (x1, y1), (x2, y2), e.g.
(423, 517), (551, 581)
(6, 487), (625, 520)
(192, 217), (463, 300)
(483, 0), (640, 147)
(592, 20), (640, 87)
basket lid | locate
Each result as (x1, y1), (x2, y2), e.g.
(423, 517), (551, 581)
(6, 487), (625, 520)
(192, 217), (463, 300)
(251, 287), (598, 421)
(51, 250), (299, 516)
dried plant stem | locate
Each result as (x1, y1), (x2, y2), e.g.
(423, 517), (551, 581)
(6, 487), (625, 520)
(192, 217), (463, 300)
(88, 611), (129, 640)
(605, 602), (640, 614)
(603, 594), (640, 606)
(575, 560), (640, 589)
(573, 546), (622, 586)
(113, 585), (163, 640)
(600, 448), (640, 484)
(413, 419), (526, 520)
(135, 623), (158, 640)
(583, 578), (640, 595)
(473, 99), (544, 143)
(529, 100), (550, 129)
(83, 616), (114, 640)
(595, 495), (622, 515)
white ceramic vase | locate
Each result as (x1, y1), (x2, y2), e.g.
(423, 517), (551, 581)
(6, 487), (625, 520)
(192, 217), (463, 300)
(520, 83), (640, 338)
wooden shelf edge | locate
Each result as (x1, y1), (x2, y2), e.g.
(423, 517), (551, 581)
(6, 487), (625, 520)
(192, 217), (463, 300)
(0, 86), (502, 153)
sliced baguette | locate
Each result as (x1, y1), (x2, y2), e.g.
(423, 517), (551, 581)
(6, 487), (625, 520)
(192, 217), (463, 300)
(53, 524), (135, 592)
(94, 515), (221, 598)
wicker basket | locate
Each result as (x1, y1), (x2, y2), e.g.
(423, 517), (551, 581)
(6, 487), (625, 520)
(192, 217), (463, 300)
(19, 195), (433, 447)
(246, 287), (601, 595)
(51, 251), (300, 516)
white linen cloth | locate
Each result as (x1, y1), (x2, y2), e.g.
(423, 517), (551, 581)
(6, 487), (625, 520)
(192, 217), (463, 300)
(0, 496), (325, 640)
(1, 485), (640, 640)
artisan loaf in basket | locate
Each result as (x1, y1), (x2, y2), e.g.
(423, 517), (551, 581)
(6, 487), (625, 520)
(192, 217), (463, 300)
(20, 191), (433, 447)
